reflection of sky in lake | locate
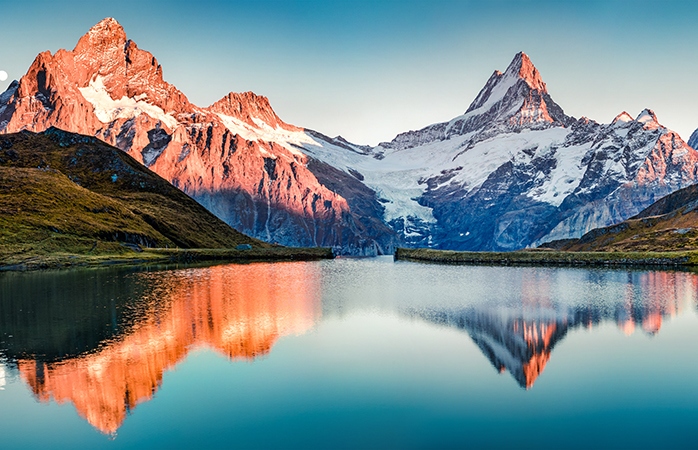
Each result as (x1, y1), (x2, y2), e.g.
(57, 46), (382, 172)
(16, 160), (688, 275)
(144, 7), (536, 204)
(1, 257), (697, 449)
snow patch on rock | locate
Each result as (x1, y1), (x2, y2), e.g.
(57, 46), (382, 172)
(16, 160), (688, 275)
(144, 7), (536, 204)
(215, 112), (315, 157)
(78, 76), (177, 128)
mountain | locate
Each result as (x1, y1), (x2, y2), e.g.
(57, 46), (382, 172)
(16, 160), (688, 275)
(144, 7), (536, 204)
(302, 54), (698, 251)
(0, 18), (397, 255)
(2, 18), (696, 253)
(689, 128), (698, 150)
(1, 262), (320, 434)
(554, 181), (698, 252)
(406, 307), (566, 389)
(403, 276), (682, 388)
(0, 127), (268, 264)
(2, 260), (684, 434)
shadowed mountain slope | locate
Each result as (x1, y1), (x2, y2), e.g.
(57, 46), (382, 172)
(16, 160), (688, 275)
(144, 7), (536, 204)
(553, 182), (698, 252)
(0, 128), (268, 264)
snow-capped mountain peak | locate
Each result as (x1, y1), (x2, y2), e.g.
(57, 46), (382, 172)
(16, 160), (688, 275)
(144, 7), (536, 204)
(612, 111), (634, 125)
(207, 91), (299, 132)
(464, 52), (547, 116)
(508, 51), (547, 93)
(321, 53), (698, 252)
(636, 108), (661, 129)
(381, 52), (573, 153)
(457, 51), (573, 133)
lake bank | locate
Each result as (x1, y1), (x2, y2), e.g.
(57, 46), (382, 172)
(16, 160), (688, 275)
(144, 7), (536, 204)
(0, 246), (334, 271)
(394, 247), (698, 267)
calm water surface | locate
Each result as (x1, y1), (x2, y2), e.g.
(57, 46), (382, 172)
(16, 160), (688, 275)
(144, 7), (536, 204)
(1, 256), (697, 449)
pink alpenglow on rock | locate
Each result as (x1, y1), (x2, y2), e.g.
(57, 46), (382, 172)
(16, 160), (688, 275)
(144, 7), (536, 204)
(0, 18), (398, 255)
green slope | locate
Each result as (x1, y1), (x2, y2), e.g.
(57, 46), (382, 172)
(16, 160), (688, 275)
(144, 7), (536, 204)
(0, 128), (272, 266)
(552, 183), (698, 252)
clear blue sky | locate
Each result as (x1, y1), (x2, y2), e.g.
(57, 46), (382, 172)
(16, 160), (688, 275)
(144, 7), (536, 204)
(1, 0), (697, 145)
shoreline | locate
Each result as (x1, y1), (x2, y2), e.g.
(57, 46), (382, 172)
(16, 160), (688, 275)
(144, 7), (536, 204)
(393, 247), (698, 267)
(0, 247), (334, 272)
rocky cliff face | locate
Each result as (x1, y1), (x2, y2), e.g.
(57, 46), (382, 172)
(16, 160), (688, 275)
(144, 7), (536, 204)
(0, 18), (398, 254)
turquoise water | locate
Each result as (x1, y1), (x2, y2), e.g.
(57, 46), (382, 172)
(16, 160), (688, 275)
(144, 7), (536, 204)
(1, 256), (697, 449)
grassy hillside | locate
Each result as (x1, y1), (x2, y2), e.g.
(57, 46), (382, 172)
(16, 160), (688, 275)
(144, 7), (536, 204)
(0, 128), (275, 267)
(553, 183), (698, 252)
(394, 248), (698, 267)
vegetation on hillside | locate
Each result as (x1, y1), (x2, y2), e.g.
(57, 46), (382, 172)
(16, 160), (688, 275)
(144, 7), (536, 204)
(550, 183), (698, 252)
(0, 128), (315, 269)
(394, 247), (698, 267)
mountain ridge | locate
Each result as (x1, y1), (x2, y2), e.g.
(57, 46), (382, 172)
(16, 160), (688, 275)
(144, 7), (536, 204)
(303, 54), (698, 251)
(2, 18), (697, 253)
(0, 18), (398, 255)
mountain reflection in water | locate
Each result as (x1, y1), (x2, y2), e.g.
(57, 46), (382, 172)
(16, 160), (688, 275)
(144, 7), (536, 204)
(402, 270), (696, 389)
(1, 261), (697, 437)
(0, 262), (321, 435)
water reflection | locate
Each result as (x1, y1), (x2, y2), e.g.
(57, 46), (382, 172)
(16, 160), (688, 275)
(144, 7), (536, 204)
(1, 260), (697, 438)
(403, 269), (696, 389)
(0, 268), (151, 362)
(0, 263), (321, 435)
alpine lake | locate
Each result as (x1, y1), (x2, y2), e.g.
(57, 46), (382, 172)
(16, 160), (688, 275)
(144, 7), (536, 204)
(1, 256), (696, 449)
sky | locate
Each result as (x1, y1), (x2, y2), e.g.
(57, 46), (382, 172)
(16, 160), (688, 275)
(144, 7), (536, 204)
(0, 0), (697, 145)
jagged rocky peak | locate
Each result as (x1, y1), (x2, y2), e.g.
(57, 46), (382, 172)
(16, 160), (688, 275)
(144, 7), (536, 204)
(688, 128), (698, 150)
(636, 108), (661, 128)
(71, 17), (130, 92)
(74, 17), (127, 56)
(465, 51), (547, 114)
(510, 51), (547, 92)
(460, 51), (573, 131)
(612, 111), (634, 125)
(637, 108), (658, 122)
(0, 17), (192, 136)
(380, 51), (573, 152)
(207, 91), (299, 131)
(67, 17), (191, 116)
(612, 109), (662, 130)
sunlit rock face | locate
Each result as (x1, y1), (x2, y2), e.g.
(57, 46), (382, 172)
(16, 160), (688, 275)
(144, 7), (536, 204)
(12, 263), (321, 435)
(403, 270), (694, 389)
(0, 18), (398, 255)
(2, 17), (697, 253)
